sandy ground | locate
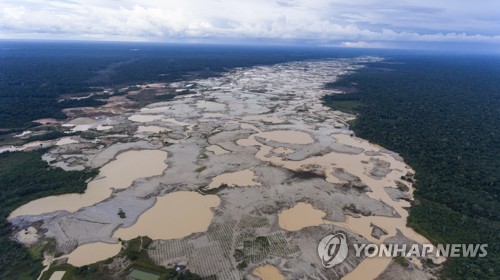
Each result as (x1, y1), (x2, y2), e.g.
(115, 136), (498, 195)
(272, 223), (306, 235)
(9, 58), (440, 280)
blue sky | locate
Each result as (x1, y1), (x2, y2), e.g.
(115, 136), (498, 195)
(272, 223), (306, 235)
(0, 0), (499, 49)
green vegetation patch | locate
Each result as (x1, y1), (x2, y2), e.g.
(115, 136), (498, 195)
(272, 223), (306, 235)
(323, 55), (500, 279)
(393, 256), (409, 267)
(0, 150), (97, 279)
(23, 130), (71, 144)
(234, 232), (299, 264)
(195, 166), (206, 173)
(129, 269), (160, 280)
(239, 215), (269, 228)
(118, 208), (127, 219)
(323, 100), (363, 114)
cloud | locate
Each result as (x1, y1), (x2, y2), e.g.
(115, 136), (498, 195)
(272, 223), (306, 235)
(0, 0), (499, 45)
(339, 41), (369, 48)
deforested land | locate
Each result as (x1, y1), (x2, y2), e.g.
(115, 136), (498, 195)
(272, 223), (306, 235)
(0, 42), (498, 280)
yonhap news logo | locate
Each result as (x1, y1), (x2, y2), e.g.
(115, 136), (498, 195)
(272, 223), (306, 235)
(317, 232), (488, 268)
(317, 233), (349, 268)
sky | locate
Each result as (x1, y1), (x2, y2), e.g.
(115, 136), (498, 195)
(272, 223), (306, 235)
(0, 0), (499, 49)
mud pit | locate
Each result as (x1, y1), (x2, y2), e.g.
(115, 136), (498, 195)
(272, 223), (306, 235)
(278, 202), (329, 231)
(252, 264), (286, 280)
(114, 191), (220, 240)
(9, 149), (167, 218)
(10, 58), (440, 280)
(256, 130), (314, 145)
(65, 242), (122, 267)
(205, 169), (261, 190)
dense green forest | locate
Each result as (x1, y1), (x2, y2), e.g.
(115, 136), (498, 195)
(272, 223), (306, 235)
(323, 55), (500, 279)
(0, 41), (376, 128)
(0, 150), (97, 279)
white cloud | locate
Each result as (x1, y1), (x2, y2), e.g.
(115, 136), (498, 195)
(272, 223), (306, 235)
(0, 0), (499, 44)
